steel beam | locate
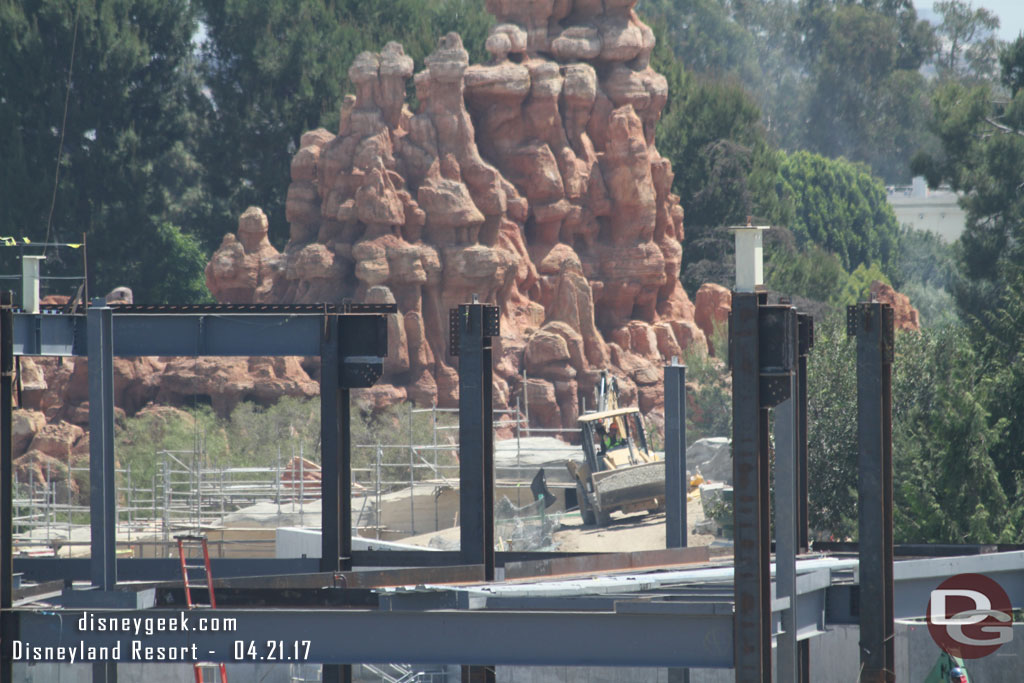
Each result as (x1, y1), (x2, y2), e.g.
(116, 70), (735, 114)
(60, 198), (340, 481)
(849, 302), (895, 682)
(15, 558), (322, 582)
(320, 315), (355, 683)
(12, 312), (322, 357)
(88, 303), (117, 591)
(1, 292), (14, 683)
(773, 307), (799, 683)
(730, 292), (770, 682)
(796, 312), (813, 683)
(13, 606), (736, 668)
(796, 313), (813, 552)
(462, 665), (496, 682)
(12, 309), (396, 364)
(321, 315), (341, 572)
(455, 303), (498, 580)
(664, 363), (687, 550)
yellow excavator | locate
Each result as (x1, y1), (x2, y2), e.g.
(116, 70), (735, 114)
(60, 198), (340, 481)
(566, 372), (666, 526)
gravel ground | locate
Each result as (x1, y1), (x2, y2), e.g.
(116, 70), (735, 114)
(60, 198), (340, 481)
(401, 494), (719, 554)
(553, 494), (716, 552)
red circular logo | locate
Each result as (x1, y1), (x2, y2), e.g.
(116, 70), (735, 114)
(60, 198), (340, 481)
(927, 573), (1013, 659)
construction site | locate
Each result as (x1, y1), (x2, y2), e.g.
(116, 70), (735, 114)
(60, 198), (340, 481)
(3, 1), (1024, 681)
(2, 225), (1023, 683)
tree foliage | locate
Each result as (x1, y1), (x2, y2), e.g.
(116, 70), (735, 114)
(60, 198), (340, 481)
(806, 317), (1022, 542)
(1000, 34), (1024, 95)
(778, 151), (900, 272)
(933, 0), (1001, 82)
(196, 0), (493, 249)
(0, 0), (212, 302)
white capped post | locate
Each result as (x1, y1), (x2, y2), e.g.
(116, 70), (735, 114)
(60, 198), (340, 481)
(21, 255), (45, 313)
(730, 222), (770, 293)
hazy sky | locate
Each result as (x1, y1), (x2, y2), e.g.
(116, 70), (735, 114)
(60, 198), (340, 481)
(916, 1), (1024, 42)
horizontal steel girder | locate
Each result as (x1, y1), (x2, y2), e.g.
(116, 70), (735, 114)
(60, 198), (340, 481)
(13, 312), (332, 357)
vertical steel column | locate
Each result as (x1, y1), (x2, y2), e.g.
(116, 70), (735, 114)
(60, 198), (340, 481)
(458, 304), (485, 570)
(1, 292), (14, 683)
(665, 361), (689, 683)
(88, 302), (117, 683)
(774, 307), (799, 683)
(731, 292), (769, 683)
(322, 664), (353, 683)
(482, 319), (495, 571)
(321, 314), (353, 683)
(93, 662), (116, 683)
(664, 362), (687, 548)
(796, 314), (813, 553)
(462, 665), (496, 682)
(454, 302), (498, 580)
(849, 302), (894, 683)
(89, 303), (116, 590)
(881, 314), (895, 682)
(796, 313), (814, 683)
(320, 314), (342, 571)
(455, 302), (498, 683)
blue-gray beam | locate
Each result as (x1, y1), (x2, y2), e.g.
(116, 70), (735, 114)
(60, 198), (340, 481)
(664, 363), (686, 549)
(15, 558), (322, 582)
(320, 316), (353, 683)
(13, 607), (735, 668)
(320, 315), (351, 573)
(88, 304), (117, 592)
(796, 312), (814, 683)
(1, 292), (14, 683)
(773, 307), (799, 683)
(13, 313), (324, 357)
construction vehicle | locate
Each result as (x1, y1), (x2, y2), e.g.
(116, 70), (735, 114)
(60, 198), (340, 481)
(566, 372), (665, 526)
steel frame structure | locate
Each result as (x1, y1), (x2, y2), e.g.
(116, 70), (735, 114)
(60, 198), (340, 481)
(3, 296), (1024, 682)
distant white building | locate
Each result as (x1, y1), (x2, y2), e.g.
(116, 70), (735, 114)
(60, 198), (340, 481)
(887, 176), (966, 243)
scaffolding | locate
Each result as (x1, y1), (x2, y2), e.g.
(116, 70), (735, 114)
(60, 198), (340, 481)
(11, 400), (580, 557)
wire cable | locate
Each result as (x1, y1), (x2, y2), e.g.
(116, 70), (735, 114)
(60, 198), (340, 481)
(43, 3), (81, 260)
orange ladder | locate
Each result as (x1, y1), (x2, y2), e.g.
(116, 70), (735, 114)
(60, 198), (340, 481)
(175, 534), (228, 683)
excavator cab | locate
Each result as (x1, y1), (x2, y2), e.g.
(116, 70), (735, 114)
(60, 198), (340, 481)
(584, 409), (653, 472)
(568, 407), (664, 526)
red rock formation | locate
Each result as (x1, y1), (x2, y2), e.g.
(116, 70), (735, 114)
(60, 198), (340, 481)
(870, 281), (921, 332)
(203, 0), (705, 429)
(694, 283), (731, 355)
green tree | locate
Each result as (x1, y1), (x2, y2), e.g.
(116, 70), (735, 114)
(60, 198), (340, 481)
(649, 19), (791, 295)
(806, 316), (1020, 542)
(891, 323), (1014, 542)
(799, 4), (933, 181)
(1000, 34), (1024, 95)
(805, 316), (859, 538)
(778, 151), (900, 272)
(765, 241), (849, 307)
(196, 0), (492, 250)
(0, 0), (213, 303)
(933, 0), (1001, 81)
(892, 227), (956, 328)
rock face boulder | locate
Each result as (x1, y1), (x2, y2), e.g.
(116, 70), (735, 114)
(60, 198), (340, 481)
(203, 0), (705, 428)
(869, 281), (921, 332)
(694, 283), (731, 355)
